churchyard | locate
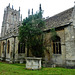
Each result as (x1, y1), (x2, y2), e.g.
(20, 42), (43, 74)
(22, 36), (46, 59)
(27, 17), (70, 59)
(0, 61), (75, 75)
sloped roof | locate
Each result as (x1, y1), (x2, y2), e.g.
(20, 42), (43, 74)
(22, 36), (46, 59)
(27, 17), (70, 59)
(45, 7), (73, 30)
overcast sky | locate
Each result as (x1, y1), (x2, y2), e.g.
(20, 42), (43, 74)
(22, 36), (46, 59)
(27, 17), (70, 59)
(0, 0), (75, 33)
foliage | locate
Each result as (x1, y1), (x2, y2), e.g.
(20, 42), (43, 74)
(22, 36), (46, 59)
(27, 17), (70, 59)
(50, 28), (58, 41)
(0, 62), (75, 75)
(18, 9), (45, 57)
(30, 34), (44, 57)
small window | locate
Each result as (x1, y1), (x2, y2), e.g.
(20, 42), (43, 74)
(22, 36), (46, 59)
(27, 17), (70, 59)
(52, 36), (61, 54)
(2, 42), (5, 53)
(18, 43), (25, 53)
(7, 40), (10, 53)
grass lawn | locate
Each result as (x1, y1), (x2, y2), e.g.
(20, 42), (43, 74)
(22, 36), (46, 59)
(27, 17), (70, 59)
(0, 62), (75, 75)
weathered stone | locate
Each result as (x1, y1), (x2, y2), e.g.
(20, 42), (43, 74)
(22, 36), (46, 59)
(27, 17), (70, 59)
(26, 57), (42, 70)
(0, 3), (75, 68)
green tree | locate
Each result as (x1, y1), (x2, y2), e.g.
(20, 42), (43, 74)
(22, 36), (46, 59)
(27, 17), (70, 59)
(51, 28), (57, 41)
(18, 9), (45, 57)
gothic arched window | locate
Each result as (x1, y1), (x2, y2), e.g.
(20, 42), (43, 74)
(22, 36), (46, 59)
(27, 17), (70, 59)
(52, 36), (61, 54)
(7, 40), (10, 53)
(18, 42), (25, 53)
(2, 42), (5, 53)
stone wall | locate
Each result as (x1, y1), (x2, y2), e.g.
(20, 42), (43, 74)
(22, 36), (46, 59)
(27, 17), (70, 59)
(65, 25), (75, 67)
(44, 29), (66, 66)
(0, 36), (26, 63)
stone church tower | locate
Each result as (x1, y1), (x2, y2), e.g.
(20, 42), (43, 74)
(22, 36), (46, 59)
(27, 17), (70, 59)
(1, 3), (22, 37)
(0, 4), (25, 63)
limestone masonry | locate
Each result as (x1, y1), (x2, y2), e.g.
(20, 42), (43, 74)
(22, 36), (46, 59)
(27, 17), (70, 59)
(0, 3), (75, 67)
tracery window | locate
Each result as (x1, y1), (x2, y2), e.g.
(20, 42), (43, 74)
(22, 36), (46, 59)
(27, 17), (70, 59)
(7, 40), (10, 53)
(52, 36), (61, 54)
(18, 42), (25, 53)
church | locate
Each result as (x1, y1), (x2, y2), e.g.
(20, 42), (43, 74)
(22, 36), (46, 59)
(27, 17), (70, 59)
(0, 3), (75, 67)
(0, 4), (26, 63)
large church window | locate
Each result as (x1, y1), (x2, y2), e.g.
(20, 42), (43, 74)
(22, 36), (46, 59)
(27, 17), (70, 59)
(7, 40), (10, 53)
(52, 36), (61, 54)
(18, 43), (25, 53)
